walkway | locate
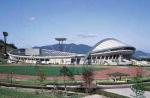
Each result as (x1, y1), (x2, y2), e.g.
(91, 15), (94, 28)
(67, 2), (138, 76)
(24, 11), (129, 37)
(104, 88), (150, 98)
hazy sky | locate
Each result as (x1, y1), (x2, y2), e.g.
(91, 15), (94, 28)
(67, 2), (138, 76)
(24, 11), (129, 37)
(0, 0), (150, 52)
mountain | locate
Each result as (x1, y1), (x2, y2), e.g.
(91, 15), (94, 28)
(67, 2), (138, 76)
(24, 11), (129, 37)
(34, 43), (92, 54)
(34, 43), (150, 59)
(133, 50), (150, 59)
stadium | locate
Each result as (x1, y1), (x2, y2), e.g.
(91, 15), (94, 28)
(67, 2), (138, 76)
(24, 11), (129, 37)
(8, 38), (136, 65)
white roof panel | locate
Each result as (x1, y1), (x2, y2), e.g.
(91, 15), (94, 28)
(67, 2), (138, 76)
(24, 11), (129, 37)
(92, 38), (130, 52)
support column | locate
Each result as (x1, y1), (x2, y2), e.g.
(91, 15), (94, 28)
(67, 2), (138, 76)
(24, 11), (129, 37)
(103, 56), (106, 64)
(100, 56), (102, 64)
(91, 56), (93, 64)
(95, 56), (98, 64)
(118, 55), (122, 64)
(108, 56), (110, 61)
(114, 55), (117, 62)
(113, 55), (115, 60)
(76, 57), (78, 65)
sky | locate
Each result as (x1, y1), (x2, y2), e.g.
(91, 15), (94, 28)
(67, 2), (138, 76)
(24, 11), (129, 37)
(0, 0), (150, 52)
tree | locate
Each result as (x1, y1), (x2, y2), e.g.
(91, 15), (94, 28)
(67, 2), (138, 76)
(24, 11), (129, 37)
(131, 66), (145, 98)
(52, 76), (58, 96)
(37, 70), (46, 84)
(82, 67), (94, 94)
(60, 66), (74, 93)
(8, 43), (17, 49)
(3, 32), (8, 56)
(35, 66), (46, 92)
(131, 77), (145, 98)
(6, 72), (13, 85)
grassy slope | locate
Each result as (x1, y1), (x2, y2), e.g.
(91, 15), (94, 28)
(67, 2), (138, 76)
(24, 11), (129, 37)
(0, 65), (105, 76)
(0, 87), (52, 98)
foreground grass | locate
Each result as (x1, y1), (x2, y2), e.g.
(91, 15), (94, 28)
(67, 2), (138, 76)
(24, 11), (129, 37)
(0, 87), (52, 98)
(0, 65), (105, 76)
(0, 79), (81, 86)
(142, 83), (150, 91)
(144, 67), (150, 71)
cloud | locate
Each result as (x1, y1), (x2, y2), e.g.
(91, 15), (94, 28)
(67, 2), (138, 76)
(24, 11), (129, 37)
(77, 33), (98, 38)
(29, 16), (36, 21)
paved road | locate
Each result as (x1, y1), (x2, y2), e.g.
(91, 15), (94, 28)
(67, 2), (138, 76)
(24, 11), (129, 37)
(82, 94), (107, 98)
(97, 84), (132, 89)
(104, 88), (150, 98)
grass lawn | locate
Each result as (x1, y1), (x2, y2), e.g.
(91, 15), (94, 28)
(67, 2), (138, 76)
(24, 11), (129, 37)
(143, 67), (150, 71)
(0, 65), (106, 76)
(142, 83), (150, 91)
(0, 87), (53, 98)
(1, 79), (81, 86)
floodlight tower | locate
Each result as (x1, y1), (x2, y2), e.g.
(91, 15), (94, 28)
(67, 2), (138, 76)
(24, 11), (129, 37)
(55, 38), (67, 51)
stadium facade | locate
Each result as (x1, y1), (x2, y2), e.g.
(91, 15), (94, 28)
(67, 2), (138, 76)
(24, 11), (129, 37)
(8, 38), (136, 65)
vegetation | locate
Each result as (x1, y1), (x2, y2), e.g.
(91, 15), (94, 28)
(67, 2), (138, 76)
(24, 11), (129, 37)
(60, 66), (74, 85)
(0, 36), (17, 63)
(35, 66), (47, 84)
(142, 83), (150, 91)
(131, 66), (145, 98)
(131, 77), (145, 98)
(0, 65), (104, 76)
(0, 40), (17, 51)
(82, 67), (94, 94)
(107, 72), (129, 81)
(0, 87), (52, 98)
(60, 66), (74, 95)
(143, 67), (150, 71)
(3, 32), (8, 55)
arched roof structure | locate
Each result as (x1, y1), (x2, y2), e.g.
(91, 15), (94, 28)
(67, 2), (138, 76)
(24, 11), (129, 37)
(91, 38), (135, 53)
(84, 38), (135, 62)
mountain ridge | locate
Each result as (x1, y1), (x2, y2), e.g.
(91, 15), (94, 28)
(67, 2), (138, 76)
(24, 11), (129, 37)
(34, 43), (150, 59)
(34, 43), (92, 54)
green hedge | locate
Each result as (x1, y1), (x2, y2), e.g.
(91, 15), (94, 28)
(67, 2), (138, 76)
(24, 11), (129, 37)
(141, 83), (150, 91)
(96, 77), (150, 85)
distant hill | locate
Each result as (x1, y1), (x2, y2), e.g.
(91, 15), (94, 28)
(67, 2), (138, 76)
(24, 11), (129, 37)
(34, 43), (150, 59)
(34, 43), (92, 54)
(133, 50), (150, 59)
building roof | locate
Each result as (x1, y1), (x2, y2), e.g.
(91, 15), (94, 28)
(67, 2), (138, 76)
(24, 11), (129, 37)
(84, 38), (135, 62)
(9, 48), (84, 57)
(41, 49), (77, 56)
(91, 38), (135, 53)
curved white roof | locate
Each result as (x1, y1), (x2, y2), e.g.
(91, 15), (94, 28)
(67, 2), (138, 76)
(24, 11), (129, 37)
(84, 38), (135, 62)
(91, 38), (134, 52)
